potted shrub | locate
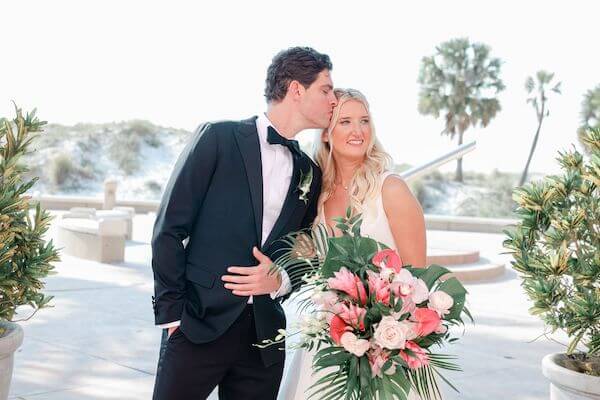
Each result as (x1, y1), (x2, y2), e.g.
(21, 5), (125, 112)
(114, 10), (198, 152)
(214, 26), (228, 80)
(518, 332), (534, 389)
(0, 105), (59, 399)
(504, 128), (600, 399)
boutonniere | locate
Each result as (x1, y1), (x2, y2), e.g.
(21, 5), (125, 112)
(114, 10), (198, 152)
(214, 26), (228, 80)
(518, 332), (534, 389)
(297, 165), (313, 204)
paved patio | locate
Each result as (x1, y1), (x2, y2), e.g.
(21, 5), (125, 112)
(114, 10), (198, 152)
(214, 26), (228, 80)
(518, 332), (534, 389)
(8, 212), (567, 399)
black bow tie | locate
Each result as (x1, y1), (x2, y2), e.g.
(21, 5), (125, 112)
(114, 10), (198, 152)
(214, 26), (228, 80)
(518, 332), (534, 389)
(267, 126), (302, 159)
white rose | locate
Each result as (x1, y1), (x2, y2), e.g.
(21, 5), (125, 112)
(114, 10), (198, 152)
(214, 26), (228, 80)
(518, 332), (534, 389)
(428, 291), (454, 316)
(411, 278), (430, 304)
(373, 316), (407, 350)
(340, 332), (370, 357)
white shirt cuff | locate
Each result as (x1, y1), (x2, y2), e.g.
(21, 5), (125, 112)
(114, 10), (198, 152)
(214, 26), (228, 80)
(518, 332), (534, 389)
(270, 269), (292, 299)
(158, 320), (181, 329)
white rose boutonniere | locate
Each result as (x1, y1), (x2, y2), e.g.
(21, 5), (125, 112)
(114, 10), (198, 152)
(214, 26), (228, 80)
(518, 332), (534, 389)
(297, 165), (313, 204)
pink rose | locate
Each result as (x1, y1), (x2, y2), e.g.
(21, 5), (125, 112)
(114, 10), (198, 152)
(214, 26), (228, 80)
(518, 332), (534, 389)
(399, 341), (429, 369)
(328, 267), (367, 305)
(373, 316), (408, 350)
(372, 249), (403, 272)
(412, 308), (441, 337)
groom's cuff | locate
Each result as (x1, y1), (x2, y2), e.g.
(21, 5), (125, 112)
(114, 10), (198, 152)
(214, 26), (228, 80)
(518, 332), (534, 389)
(158, 320), (181, 329)
(270, 269), (292, 299)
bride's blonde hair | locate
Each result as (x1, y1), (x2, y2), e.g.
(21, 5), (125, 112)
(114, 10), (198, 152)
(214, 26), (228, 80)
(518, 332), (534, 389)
(315, 88), (393, 217)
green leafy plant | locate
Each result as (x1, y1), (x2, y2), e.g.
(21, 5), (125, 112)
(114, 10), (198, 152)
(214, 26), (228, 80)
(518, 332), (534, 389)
(0, 105), (59, 328)
(578, 84), (600, 155)
(504, 128), (600, 376)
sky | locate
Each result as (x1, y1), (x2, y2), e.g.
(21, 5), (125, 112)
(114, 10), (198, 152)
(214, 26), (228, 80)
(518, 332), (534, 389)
(1, 0), (598, 174)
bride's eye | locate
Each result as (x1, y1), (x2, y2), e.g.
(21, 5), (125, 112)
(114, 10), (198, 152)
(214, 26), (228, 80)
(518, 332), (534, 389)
(361, 119), (369, 124)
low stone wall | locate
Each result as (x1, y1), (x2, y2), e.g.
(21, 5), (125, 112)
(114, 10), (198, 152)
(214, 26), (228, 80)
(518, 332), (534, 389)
(33, 195), (159, 214)
(425, 214), (517, 234)
(35, 195), (518, 234)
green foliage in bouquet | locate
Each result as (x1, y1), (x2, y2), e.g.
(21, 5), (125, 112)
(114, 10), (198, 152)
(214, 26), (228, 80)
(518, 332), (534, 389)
(504, 128), (600, 376)
(0, 105), (59, 326)
(273, 209), (472, 400)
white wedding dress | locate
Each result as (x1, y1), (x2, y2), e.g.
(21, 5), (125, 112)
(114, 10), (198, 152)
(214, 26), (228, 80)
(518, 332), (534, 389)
(280, 171), (423, 400)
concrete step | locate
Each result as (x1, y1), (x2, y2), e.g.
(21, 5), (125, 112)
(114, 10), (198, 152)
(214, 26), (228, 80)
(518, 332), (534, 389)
(426, 247), (480, 266)
(442, 257), (506, 282)
(426, 229), (481, 266)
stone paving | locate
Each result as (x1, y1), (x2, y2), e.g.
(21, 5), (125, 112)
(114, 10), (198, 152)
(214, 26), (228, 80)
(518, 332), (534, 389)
(8, 212), (567, 399)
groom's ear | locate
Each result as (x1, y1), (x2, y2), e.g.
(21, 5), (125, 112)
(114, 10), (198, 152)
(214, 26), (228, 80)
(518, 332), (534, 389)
(288, 80), (305, 99)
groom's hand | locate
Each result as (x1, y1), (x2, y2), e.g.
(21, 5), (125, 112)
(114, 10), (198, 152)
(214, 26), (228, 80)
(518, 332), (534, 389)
(222, 247), (282, 296)
(167, 326), (178, 338)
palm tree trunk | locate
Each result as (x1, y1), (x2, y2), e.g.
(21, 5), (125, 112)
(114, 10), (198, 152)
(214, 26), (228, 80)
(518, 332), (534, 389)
(455, 130), (464, 182)
(519, 100), (546, 186)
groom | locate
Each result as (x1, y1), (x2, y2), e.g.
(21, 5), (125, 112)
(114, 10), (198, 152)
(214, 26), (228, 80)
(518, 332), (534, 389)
(151, 47), (337, 399)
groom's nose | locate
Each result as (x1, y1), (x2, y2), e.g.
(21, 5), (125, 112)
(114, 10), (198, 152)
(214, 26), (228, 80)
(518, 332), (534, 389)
(328, 92), (337, 107)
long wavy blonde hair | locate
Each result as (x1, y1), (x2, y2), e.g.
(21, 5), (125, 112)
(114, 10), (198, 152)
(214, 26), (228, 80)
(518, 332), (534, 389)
(315, 88), (393, 218)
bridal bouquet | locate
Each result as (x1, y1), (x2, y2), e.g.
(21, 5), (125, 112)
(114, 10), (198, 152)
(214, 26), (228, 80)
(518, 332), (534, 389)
(267, 212), (471, 400)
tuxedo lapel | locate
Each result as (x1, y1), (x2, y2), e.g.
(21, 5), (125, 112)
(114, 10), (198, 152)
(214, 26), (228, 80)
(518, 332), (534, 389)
(263, 155), (309, 248)
(233, 117), (263, 245)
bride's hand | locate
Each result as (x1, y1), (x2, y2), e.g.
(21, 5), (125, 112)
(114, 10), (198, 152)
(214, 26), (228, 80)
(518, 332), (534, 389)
(221, 247), (282, 296)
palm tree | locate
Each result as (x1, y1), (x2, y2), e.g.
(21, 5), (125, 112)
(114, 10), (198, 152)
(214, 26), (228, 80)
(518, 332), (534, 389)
(578, 84), (600, 154)
(518, 71), (562, 186)
(418, 38), (505, 182)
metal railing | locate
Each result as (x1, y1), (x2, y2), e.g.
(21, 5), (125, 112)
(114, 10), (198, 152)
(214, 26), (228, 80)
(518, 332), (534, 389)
(399, 140), (476, 182)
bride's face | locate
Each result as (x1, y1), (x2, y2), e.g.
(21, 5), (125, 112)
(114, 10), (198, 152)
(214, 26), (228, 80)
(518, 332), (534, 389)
(325, 100), (372, 161)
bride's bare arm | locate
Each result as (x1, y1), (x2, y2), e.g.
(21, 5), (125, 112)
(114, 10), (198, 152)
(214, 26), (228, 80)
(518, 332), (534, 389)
(382, 176), (427, 268)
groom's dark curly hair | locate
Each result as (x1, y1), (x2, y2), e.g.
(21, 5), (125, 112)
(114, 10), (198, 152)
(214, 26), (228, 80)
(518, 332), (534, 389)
(264, 46), (332, 102)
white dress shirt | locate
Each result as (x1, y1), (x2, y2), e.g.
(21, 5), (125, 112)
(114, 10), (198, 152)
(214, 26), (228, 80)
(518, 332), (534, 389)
(159, 114), (293, 329)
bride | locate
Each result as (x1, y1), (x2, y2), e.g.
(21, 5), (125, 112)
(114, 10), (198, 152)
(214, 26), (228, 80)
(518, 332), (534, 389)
(282, 88), (428, 399)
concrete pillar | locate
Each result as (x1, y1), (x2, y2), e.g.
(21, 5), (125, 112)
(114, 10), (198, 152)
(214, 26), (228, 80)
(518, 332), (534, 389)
(103, 178), (118, 210)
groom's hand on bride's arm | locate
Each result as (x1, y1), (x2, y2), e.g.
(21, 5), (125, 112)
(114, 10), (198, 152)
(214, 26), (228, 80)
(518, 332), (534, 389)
(222, 247), (283, 296)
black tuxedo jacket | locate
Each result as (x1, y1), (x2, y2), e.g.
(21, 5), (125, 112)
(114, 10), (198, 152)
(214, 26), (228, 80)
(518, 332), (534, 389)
(151, 116), (321, 366)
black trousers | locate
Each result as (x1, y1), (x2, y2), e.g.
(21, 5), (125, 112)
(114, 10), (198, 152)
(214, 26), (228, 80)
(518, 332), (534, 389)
(153, 305), (285, 400)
